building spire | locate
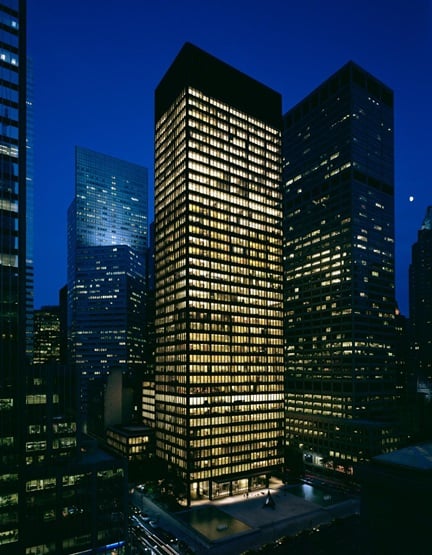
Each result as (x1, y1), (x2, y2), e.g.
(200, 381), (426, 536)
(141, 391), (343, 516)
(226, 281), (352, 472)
(421, 206), (432, 231)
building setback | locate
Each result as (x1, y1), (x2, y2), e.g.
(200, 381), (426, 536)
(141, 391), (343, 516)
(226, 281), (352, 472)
(154, 43), (285, 503)
(282, 61), (403, 474)
(67, 147), (148, 435)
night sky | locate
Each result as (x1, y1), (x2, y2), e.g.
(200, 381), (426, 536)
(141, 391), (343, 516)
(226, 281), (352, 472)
(28, 0), (431, 315)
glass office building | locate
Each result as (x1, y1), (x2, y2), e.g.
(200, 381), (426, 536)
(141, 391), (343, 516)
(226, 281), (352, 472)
(409, 206), (432, 391)
(68, 147), (148, 434)
(33, 305), (61, 365)
(0, 0), (27, 551)
(155, 43), (285, 503)
(0, 5), (128, 552)
(282, 62), (402, 474)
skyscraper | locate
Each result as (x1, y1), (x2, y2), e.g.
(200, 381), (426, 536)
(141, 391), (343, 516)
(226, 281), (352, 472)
(68, 146), (148, 434)
(33, 305), (61, 365)
(282, 62), (402, 475)
(154, 43), (285, 503)
(0, 5), (128, 551)
(409, 206), (432, 391)
(0, 0), (27, 550)
(141, 221), (155, 428)
(25, 54), (33, 362)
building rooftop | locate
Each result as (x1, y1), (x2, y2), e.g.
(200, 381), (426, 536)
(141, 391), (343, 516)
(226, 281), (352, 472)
(373, 443), (432, 471)
(107, 424), (153, 437)
(155, 42), (281, 127)
(421, 206), (432, 230)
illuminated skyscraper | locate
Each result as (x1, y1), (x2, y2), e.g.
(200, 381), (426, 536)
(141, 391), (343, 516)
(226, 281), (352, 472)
(155, 43), (285, 503)
(282, 62), (402, 475)
(409, 206), (432, 390)
(68, 147), (148, 434)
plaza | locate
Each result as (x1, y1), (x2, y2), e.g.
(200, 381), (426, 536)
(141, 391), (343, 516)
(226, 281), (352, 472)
(133, 479), (360, 554)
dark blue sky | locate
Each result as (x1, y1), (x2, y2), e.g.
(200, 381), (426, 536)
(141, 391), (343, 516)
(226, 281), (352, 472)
(28, 0), (431, 314)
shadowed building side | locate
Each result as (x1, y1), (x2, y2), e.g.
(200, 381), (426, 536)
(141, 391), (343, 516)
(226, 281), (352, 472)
(282, 61), (404, 477)
(409, 206), (432, 395)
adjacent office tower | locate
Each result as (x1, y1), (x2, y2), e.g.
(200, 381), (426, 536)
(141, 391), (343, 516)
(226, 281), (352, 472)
(68, 147), (148, 434)
(0, 0), (27, 551)
(409, 206), (432, 390)
(155, 43), (285, 503)
(0, 5), (128, 551)
(282, 62), (402, 474)
(33, 305), (61, 365)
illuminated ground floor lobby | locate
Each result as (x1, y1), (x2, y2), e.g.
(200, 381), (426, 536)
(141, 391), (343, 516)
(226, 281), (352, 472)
(189, 473), (269, 502)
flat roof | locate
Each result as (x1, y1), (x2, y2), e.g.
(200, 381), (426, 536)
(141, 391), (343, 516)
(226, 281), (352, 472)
(107, 425), (153, 437)
(373, 443), (432, 471)
(155, 42), (281, 128)
(283, 60), (393, 122)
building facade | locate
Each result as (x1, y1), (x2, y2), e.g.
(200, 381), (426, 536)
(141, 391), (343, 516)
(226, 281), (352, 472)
(154, 43), (285, 503)
(106, 425), (153, 463)
(0, 0), (27, 551)
(33, 305), (61, 365)
(21, 442), (127, 555)
(409, 206), (432, 392)
(0, 4), (129, 552)
(141, 222), (155, 427)
(67, 147), (148, 434)
(282, 62), (402, 475)
(360, 443), (432, 554)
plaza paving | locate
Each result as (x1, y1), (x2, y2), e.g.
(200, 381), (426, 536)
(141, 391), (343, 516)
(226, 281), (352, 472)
(134, 479), (360, 554)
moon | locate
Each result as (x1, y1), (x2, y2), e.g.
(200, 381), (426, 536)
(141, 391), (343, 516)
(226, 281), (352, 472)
(409, 196), (414, 202)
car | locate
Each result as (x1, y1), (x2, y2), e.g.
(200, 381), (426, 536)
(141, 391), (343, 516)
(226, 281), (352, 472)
(130, 504), (140, 515)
